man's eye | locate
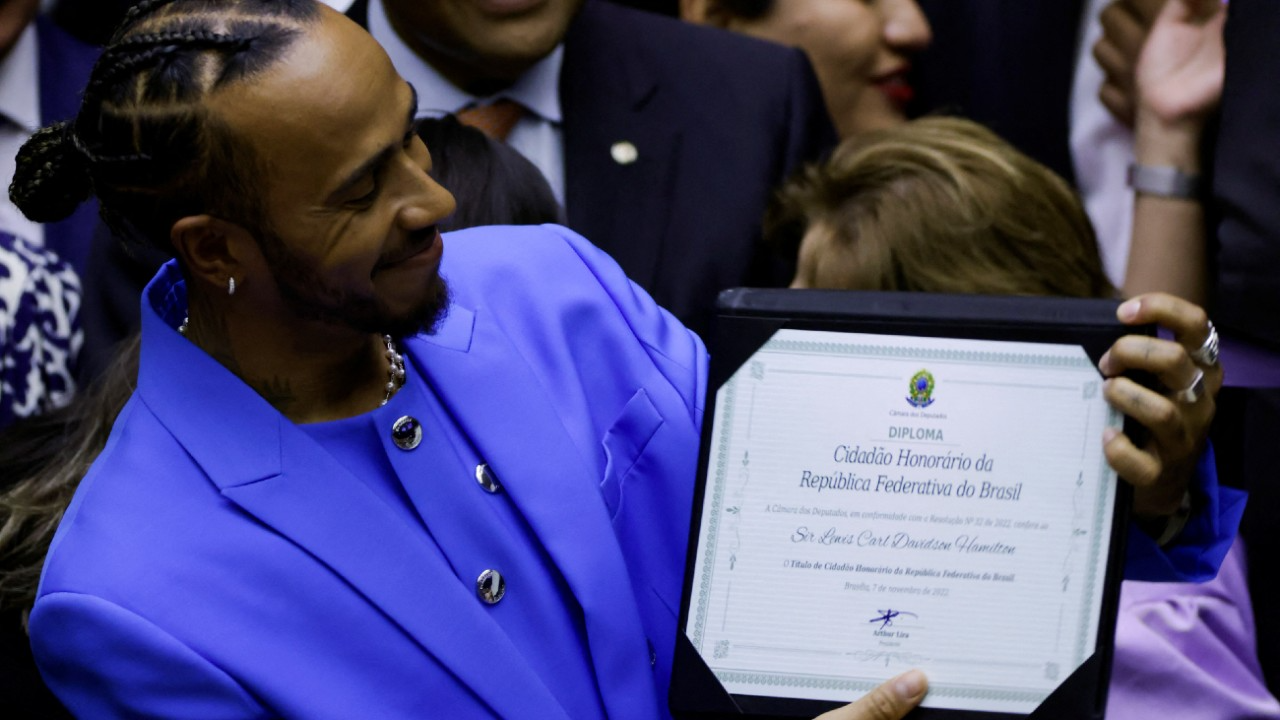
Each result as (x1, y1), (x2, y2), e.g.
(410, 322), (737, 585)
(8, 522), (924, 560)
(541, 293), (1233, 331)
(348, 180), (380, 206)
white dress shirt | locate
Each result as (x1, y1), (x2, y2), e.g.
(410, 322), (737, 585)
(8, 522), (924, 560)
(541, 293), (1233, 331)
(0, 23), (44, 245)
(368, 0), (566, 203)
(1070, 0), (1136, 288)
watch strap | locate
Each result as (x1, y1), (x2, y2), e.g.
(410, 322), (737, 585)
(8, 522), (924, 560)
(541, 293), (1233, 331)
(1127, 163), (1202, 199)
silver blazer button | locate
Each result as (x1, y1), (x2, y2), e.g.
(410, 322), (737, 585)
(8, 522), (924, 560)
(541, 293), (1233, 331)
(476, 569), (506, 605)
(475, 463), (502, 493)
(391, 416), (422, 451)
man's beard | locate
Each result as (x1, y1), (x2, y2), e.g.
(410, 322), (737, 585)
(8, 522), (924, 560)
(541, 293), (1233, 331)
(256, 228), (451, 339)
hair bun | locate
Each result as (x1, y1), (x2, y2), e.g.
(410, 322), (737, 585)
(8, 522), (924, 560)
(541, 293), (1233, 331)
(9, 122), (93, 223)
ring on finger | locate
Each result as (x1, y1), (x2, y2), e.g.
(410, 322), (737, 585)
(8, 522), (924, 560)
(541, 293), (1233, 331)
(1175, 368), (1207, 404)
(1189, 320), (1220, 367)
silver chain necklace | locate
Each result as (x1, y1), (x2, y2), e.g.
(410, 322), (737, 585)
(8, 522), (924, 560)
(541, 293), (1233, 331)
(179, 316), (406, 406)
(379, 333), (406, 406)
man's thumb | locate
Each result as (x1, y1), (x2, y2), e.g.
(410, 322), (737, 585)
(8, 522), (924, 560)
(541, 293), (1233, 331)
(817, 669), (928, 720)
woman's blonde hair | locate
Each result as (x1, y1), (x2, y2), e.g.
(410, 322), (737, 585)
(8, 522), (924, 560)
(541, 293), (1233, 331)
(768, 116), (1115, 299)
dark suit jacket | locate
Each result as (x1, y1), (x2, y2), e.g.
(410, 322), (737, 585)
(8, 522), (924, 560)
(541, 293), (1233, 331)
(348, 0), (834, 337)
(34, 15), (99, 276)
(1212, 0), (1280, 352)
(1210, 0), (1280, 696)
(909, 0), (1085, 184)
(558, 1), (834, 336)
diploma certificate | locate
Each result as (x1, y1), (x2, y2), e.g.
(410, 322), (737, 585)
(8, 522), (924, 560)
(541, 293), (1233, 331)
(684, 330), (1121, 715)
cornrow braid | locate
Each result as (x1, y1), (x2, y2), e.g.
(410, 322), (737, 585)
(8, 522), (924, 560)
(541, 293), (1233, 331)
(9, 0), (321, 249)
(86, 29), (250, 97)
(108, 0), (181, 44)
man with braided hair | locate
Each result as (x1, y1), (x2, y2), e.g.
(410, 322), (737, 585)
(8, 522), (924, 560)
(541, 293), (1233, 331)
(74, 0), (836, 386)
(11, 1), (932, 717)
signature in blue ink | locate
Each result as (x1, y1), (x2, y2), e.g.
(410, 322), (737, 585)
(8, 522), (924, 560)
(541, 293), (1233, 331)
(869, 609), (919, 630)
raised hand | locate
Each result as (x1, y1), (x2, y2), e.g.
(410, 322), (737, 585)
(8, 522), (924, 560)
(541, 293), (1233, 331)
(1095, 0), (1169, 126)
(1134, 0), (1226, 129)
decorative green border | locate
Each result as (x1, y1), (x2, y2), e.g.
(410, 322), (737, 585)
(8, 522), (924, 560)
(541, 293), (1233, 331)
(714, 670), (1046, 704)
(690, 375), (738, 649)
(763, 338), (1093, 370)
(1077, 406), (1121, 663)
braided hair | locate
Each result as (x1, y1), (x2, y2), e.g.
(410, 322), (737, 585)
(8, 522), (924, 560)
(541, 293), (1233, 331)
(9, 0), (321, 250)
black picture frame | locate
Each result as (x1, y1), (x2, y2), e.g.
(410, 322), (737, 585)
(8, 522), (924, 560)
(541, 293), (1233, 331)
(671, 288), (1149, 720)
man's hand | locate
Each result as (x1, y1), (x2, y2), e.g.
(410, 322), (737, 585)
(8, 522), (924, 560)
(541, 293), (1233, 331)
(1098, 293), (1220, 516)
(814, 670), (927, 720)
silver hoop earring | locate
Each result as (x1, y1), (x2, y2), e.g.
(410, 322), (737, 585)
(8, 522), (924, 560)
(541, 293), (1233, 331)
(228, 277), (236, 296)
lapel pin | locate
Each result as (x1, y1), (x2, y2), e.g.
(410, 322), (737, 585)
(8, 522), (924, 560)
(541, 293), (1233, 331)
(610, 141), (638, 166)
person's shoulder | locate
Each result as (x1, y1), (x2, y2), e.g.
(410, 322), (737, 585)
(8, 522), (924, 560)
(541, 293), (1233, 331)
(38, 396), (211, 597)
(437, 223), (617, 300)
(440, 223), (591, 270)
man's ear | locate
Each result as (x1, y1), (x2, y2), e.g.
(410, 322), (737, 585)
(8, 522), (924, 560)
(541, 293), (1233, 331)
(170, 215), (257, 292)
(680, 0), (735, 28)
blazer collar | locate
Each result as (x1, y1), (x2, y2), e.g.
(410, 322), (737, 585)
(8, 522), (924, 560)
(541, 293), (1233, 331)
(135, 263), (657, 719)
(135, 264), (568, 717)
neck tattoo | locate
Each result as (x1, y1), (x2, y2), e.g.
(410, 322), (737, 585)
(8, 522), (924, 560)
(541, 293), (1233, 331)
(179, 316), (406, 406)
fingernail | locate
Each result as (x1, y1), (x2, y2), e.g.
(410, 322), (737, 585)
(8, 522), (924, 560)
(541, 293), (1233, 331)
(1103, 427), (1120, 444)
(1098, 351), (1111, 374)
(894, 669), (926, 700)
(1118, 299), (1140, 322)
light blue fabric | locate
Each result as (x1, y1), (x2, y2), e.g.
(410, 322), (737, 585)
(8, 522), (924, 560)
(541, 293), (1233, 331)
(29, 224), (1237, 718)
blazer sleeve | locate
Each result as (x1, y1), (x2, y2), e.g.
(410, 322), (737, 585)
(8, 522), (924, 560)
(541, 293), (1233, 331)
(1123, 444), (1246, 583)
(31, 592), (269, 720)
(545, 223), (709, 428)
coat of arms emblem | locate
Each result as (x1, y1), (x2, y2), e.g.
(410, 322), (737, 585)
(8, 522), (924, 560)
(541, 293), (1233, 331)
(907, 369), (936, 408)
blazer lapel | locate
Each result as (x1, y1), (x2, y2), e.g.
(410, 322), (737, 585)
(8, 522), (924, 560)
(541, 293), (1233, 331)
(137, 280), (568, 719)
(561, 0), (679, 295)
(218, 437), (570, 720)
(412, 303), (664, 720)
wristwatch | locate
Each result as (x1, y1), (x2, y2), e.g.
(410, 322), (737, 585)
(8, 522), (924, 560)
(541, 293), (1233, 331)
(1127, 163), (1202, 199)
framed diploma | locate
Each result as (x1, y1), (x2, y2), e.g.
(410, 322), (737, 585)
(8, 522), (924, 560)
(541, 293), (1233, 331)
(671, 290), (1145, 720)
